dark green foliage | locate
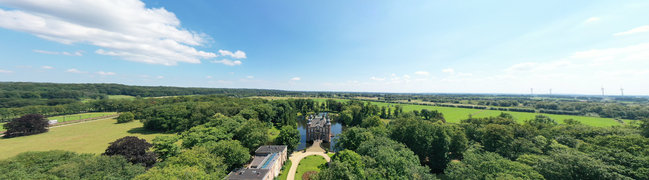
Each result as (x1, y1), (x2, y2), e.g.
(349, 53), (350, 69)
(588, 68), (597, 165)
(181, 125), (233, 148)
(445, 150), (544, 180)
(276, 125), (300, 152)
(641, 118), (649, 138)
(116, 112), (135, 123)
(361, 115), (382, 128)
(315, 150), (366, 180)
(0, 151), (145, 179)
(136, 147), (228, 179)
(235, 119), (269, 151)
(335, 127), (375, 151)
(152, 136), (181, 161)
(3, 114), (48, 138)
(103, 136), (157, 168)
(518, 149), (632, 180)
(355, 137), (436, 179)
(200, 140), (250, 171)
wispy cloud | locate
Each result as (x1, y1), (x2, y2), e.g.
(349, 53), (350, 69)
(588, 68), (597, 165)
(613, 25), (649, 36)
(218, 50), (247, 59)
(370, 76), (386, 81)
(96, 71), (116, 76)
(290, 77), (301, 81)
(0, 69), (13, 73)
(414, 71), (429, 76)
(442, 68), (455, 74)
(0, 0), (245, 66)
(66, 68), (85, 73)
(33, 49), (83, 56)
(246, 76), (254, 79)
(41, 66), (54, 69)
(584, 17), (600, 23)
(211, 59), (242, 66)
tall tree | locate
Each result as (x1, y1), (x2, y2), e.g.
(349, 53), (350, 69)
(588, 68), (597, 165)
(276, 126), (300, 152)
(103, 136), (157, 167)
(3, 114), (48, 138)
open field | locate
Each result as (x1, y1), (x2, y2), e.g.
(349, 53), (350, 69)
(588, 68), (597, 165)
(47, 112), (117, 123)
(255, 97), (623, 127)
(277, 160), (292, 180)
(107, 95), (137, 100)
(295, 155), (327, 180)
(0, 117), (167, 160)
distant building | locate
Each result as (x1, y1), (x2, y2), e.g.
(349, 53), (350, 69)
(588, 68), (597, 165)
(306, 113), (331, 142)
(228, 145), (288, 180)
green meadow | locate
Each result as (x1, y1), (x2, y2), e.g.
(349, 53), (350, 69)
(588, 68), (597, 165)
(261, 97), (623, 127)
(296, 155), (327, 180)
(0, 117), (167, 159)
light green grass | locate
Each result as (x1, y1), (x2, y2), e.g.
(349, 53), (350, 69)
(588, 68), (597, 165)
(0, 118), (167, 160)
(295, 155), (327, 180)
(47, 112), (117, 123)
(327, 152), (335, 158)
(259, 97), (622, 127)
(107, 95), (136, 100)
(0, 123), (4, 131)
(268, 126), (280, 144)
(277, 159), (292, 180)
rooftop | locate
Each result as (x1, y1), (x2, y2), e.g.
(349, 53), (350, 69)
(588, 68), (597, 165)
(228, 169), (270, 180)
(307, 113), (330, 128)
(255, 145), (287, 155)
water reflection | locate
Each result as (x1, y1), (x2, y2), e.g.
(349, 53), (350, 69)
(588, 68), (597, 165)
(296, 115), (343, 152)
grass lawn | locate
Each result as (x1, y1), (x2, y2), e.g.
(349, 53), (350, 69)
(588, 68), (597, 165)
(277, 159), (292, 180)
(296, 155), (327, 180)
(0, 118), (167, 160)
(327, 152), (335, 158)
(47, 112), (117, 123)
(268, 126), (280, 144)
(108, 95), (137, 100)
(256, 97), (623, 127)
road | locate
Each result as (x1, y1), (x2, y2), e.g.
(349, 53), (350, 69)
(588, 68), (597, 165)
(286, 140), (331, 180)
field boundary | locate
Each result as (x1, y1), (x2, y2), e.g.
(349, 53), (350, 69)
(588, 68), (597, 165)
(0, 114), (119, 135)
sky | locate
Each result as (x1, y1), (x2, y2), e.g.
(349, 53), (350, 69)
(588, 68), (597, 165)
(1, 0), (649, 95)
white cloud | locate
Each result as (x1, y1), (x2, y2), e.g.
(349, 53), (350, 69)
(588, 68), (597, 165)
(246, 76), (254, 79)
(613, 25), (649, 36)
(0, 0), (247, 66)
(206, 76), (213, 79)
(41, 66), (54, 69)
(211, 59), (242, 66)
(0, 69), (13, 73)
(584, 17), (600, 23)
(33, 49), (83, 56)
(218, 50), (247, 59)
(370, 76), (385, 81)
(290, 77), (301, 81)
(96, 71), (116, 76)
(66, 68), (85, 73)
(414, 71), (429, 76)
(156, 75), (164, 79)
(442, 68), (455, 74)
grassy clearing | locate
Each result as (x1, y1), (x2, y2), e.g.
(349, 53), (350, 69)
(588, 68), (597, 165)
(277, 159), (292, 180)
(268, 126), (280, 144)
(47, 112), (117, 123)
(0, 118), (167, 160)
(107, 95), (136, 100)
(296, 155), (327, 180)
(256, 97), (622, 127)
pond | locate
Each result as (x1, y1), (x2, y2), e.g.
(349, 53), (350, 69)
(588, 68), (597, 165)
(296, 113), (344, 152)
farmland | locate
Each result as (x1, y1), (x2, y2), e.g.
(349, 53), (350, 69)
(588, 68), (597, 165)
(258, 97), (625, 127)
(0, 117), (167, 159)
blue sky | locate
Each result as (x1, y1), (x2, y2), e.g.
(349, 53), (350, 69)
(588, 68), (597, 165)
(1, 0), (649, 95)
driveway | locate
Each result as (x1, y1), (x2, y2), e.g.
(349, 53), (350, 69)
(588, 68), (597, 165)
(286, 140), (331, 180)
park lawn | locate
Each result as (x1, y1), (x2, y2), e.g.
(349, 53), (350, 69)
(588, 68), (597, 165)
(108, 95), (137, 100)
(277, 159), (292, 180)
(47, 112), (117, 123)
(296, 155), (327, 180)
(259, 97), (622, 127)
(0, 117), (167, 160)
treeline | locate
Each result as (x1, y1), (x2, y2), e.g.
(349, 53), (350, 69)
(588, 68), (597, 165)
(315, 108), (649, 180)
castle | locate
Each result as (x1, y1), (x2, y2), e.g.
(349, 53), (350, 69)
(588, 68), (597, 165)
(306, 112), (331, 143)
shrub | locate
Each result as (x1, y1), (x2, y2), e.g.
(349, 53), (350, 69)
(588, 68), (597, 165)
(3, 114), (48, 138)
(116, 112), (135, 123)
